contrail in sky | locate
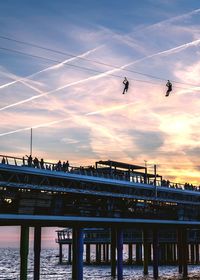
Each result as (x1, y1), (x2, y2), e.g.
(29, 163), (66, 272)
(141, 39), (200, 59)
(0, 38), (199, 112)
(145, 8), (200, 30)
(0, 102), (135, 137)
(98, 8), (200, 56)
(0, 70), (44, 94)
(0, 45), (102, 90)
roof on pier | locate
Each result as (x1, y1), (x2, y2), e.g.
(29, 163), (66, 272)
(96, 160), (145, 170)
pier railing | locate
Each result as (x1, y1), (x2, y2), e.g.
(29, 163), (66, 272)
(0, 154), (196, 192)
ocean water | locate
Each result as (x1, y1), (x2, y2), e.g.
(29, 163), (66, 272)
(1, 248), (200, 279)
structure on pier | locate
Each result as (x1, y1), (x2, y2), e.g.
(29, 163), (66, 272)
(56, 227), (200, 267)
(0, 154), (200, 280)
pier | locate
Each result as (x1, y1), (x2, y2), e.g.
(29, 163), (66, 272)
(1, 154), (200, 279)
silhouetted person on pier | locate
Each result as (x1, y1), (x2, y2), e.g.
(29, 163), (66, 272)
(28, 155), (32, 167)
(166, 80), (172, 96)
(66, 160), (69, 172)
(40, 158), (44, 169)
(62, 161), (66, 172)
(33, 157), (39, 168)
(57, 160), (62, 171)
(1, 157), (5, 164)
(122, 77), (129, 94)
(62, 161), (69, 172)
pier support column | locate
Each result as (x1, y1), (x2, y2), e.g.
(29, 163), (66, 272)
(103, 244), (106, 262)
(136, 243), (142, 264)
(160, 244), (166, 264)
(148, 243), (152, 263)
(177, 228), (183, 274)
(128, 244), (132, 264)
(99, 244), (102, 263)
(116, 229), (123, 280)
(106, 244), (109, 263)
(59, 243), (63, 264)
(196, 244), (199, 264)
(172, 243), (177, 264)
(143, 229), (149, 275)
(167, 244), (173, 264)
(96, 244), (101, 263)
(86, 244), (90, 264)
(152, 228), (159, 280)
(191, 244), (195, 264)
(182, 228), (188, 278)
(95, 244), (98, 263)
(111, 228), (116, 278)
(72, 227), (84, 280)
(68, 243), (72, 264)
(20, 225), (29, 280)
(34, 226), (41, 280)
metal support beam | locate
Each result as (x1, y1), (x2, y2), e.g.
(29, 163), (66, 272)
(136, 243), (142, 264)
(86, 244), (90, 264)
(191, 244), (195, 264)
(20, 226), (29, 280)
(103, 244), (106, 262)
(96, 244), (101, 263)
(159, 244), (165, 264)
(173, 243), (177, 264)
(111, 228), (116, 278)
(98, 244), (101, 263)
(116, 228), (123, 280)
(196, 244), (199, 264)
(106, 244), (109, 263)
(177, 228), (183, 274)
(34, 226), (41, 280)
(128, 244), (132, 264)
(182, 228), (188, 278)
(152, 228), (159, 280)
(143, 229), (148, 275)
(68, 243), (72, 264)
(72, 227), (84, 280)
(59, 243), (63, 264)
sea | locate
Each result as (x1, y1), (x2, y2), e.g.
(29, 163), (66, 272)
(1, 248), (200, 280)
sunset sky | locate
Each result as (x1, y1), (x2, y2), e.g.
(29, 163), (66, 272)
(0, 0), (200, 247)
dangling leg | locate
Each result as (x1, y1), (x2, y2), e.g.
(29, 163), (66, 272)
(123, 87), (128, 94)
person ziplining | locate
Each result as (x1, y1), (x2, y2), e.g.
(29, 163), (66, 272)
(122, 77), (129, 94)
(165, 80), (172, 97)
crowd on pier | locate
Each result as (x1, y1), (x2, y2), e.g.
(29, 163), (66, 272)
(0, 155), (199, 192)
(161, 179), (197, 191)
(25, 155), (70, 172)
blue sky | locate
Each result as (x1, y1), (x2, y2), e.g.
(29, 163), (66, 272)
(0, 0), (200, 247)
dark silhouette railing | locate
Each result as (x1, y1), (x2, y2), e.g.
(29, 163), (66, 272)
(0, 154), (198, 192)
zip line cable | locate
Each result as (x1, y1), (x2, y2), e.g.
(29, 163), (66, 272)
(0, 35), (198, 87)
(0, 35), (199, 88)
(0, 46), (166, 87)
(0, 35), (181, 85)
(0, 46), (197, 91)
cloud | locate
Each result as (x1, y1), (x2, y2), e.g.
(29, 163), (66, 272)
(0, 101), (135, 137)
(131, 129), (165, 152)
(174, 61), (200, 86)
